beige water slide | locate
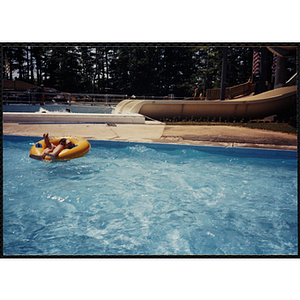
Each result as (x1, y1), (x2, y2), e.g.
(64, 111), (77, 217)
(115, 85), (296, 120)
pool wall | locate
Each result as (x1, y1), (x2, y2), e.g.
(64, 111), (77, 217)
(89, 139), (298, 159)
(4, 135), (297, 160)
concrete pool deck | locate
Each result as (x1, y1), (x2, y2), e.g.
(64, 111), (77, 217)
(3, 121), (297, 151)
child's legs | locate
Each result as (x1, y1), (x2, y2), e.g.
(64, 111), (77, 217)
(43, 133), (52, 148)
(43, 148), (53, 155)
(29, 153), (46, 160)
(29, 146), (54, 160)
(42, 146), (57, 161)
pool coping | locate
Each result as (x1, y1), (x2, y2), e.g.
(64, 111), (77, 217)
(2, 122), (297, 151)
(3, 112), (146, 124)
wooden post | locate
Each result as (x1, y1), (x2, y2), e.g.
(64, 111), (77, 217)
(274, 55), (287, 89)
(220, 47), (228, 100)
(257, 47), (268, 94)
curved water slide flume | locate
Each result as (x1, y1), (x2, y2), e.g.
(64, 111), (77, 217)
(115, 85), (296, 120)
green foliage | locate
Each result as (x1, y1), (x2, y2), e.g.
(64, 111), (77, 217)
(162, 119), (297, 134)
(227, 47), (253, 86)
(3, 45), (274, 97)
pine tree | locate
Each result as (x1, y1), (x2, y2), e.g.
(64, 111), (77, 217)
(3, 45), (270, 97)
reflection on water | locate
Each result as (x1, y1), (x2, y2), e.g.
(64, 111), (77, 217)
(3, 137), (298, 255)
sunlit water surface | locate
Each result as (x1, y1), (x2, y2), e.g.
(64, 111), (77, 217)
(3, 136), (297, 255)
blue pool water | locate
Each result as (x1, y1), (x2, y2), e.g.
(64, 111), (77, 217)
(3, 136), (298, 256)
(3, 104), (114, 114)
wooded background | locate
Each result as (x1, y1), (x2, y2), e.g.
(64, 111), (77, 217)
(3, 45), (295, 97)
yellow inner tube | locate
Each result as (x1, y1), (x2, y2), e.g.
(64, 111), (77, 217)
(29, 136), (91, 161)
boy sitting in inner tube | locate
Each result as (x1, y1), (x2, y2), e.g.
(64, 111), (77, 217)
(29, 133), (75, 161)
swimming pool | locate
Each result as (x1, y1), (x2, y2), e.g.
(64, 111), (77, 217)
(3, 104), (114, 114)
(3, 136), (298, 256)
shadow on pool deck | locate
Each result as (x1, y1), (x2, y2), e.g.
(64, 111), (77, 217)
(3, 122), (297, 151)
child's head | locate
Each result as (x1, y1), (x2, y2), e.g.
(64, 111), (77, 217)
(59, 138), (67, 146)
(59, 138), (75, 149)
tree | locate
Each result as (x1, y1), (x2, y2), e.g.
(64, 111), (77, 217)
(78, 46), (95, 93)
(227, 47), (253, 87)
(3, 45), (261, 96)
(3, 47), (14, 80)
(3, 46), (27, 81)
(110, 46), (133, 94)
(43, 46), (82, 92)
